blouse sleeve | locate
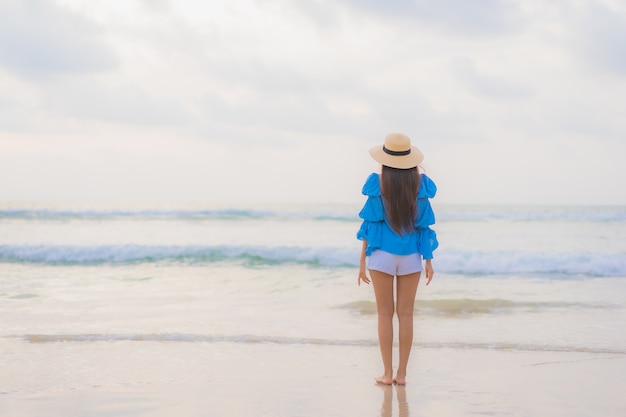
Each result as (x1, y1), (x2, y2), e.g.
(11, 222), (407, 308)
(356, 174), (384, 256)
(415, 174), (438, 259)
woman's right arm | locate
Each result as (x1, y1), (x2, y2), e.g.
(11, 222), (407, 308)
(358, 239), (370, 285)
(424, 258), (434, 286)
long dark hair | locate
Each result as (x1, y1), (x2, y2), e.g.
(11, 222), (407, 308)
(380, 165), (420, 235)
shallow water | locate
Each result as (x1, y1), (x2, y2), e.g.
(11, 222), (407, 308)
(1, 203), (625, 399)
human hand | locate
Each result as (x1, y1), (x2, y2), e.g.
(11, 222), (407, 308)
(358, 268), (370, 286)
(424, 259), (434, 285)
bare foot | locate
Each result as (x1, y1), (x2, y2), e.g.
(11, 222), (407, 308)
(393, 374), (407, 385)
(375, 375), (394, 385)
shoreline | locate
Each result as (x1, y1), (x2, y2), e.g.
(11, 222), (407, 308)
(2, 342), (624, 417)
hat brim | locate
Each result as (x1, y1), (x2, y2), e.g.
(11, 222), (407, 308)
(369, 145), (424, 169)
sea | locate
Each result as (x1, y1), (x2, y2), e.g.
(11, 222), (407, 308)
(1, 202), (625, 397)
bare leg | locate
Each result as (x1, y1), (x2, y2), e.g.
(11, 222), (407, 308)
(394, 271), (420, 385)
(370, 269), (395, 385)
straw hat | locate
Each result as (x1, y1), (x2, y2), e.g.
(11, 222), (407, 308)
(369, 133), (424, 169)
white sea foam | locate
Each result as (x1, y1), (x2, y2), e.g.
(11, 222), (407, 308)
(1, 244), (624, 277)
(0, 244), (356, 268)
(16, 333), (626, 354)
(1, 205), (624, 222)
(440, 249), (626, 277)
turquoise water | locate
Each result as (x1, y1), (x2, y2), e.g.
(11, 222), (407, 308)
(1, 204), (624, 275)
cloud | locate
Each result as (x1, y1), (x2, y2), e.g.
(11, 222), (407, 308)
(1, 0), (625, 205)
(336, 0), (526, 36)
(573, 3), (626, 75)
(362, 89), (471, 143)
(42, 79), (190, 126)
(0, 0), (118, 78)
(197, 59), (473, 143)
(0, 93), (43, 134)
(451, 57), (533, 100)
(141, 0), (171, 12)
(196, 59), (363, 139)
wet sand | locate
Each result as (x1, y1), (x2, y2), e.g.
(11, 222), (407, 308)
(2, 340), (624, 417)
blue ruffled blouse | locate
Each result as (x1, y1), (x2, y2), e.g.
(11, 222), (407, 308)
(356, 173), (439, 259)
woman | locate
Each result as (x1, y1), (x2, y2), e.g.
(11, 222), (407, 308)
(357, 132), (438, 385)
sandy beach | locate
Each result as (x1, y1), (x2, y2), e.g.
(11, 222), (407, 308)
(2, 338), (625, 417)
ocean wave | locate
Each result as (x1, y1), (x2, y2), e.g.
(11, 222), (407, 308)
(2, 206), (625, 223)
(441, 249), (626, 277)
(436, 205), (626, 222)
(16, 333), (626, 355)
(0, 244), (356, 268)
(0, 208), (358, 222)
(1, 244), (624, 277)
(336, 299), (613, 316)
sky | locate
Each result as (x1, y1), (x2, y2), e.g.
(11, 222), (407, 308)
(1, 0), (625, 206)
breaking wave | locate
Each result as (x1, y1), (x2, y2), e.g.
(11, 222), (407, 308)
(16, 333), (626, 355)
(2, 205), (624, 222)
(1, 244), (624, 277)
(336, 299), (616, 316)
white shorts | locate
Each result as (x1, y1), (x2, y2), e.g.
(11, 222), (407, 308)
(366, 250), (423, 276)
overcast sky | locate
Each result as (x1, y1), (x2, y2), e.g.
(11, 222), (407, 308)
(1, 0), (625, 206)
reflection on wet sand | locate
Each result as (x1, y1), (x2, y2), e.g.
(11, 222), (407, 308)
(378, 384), (409, 417)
